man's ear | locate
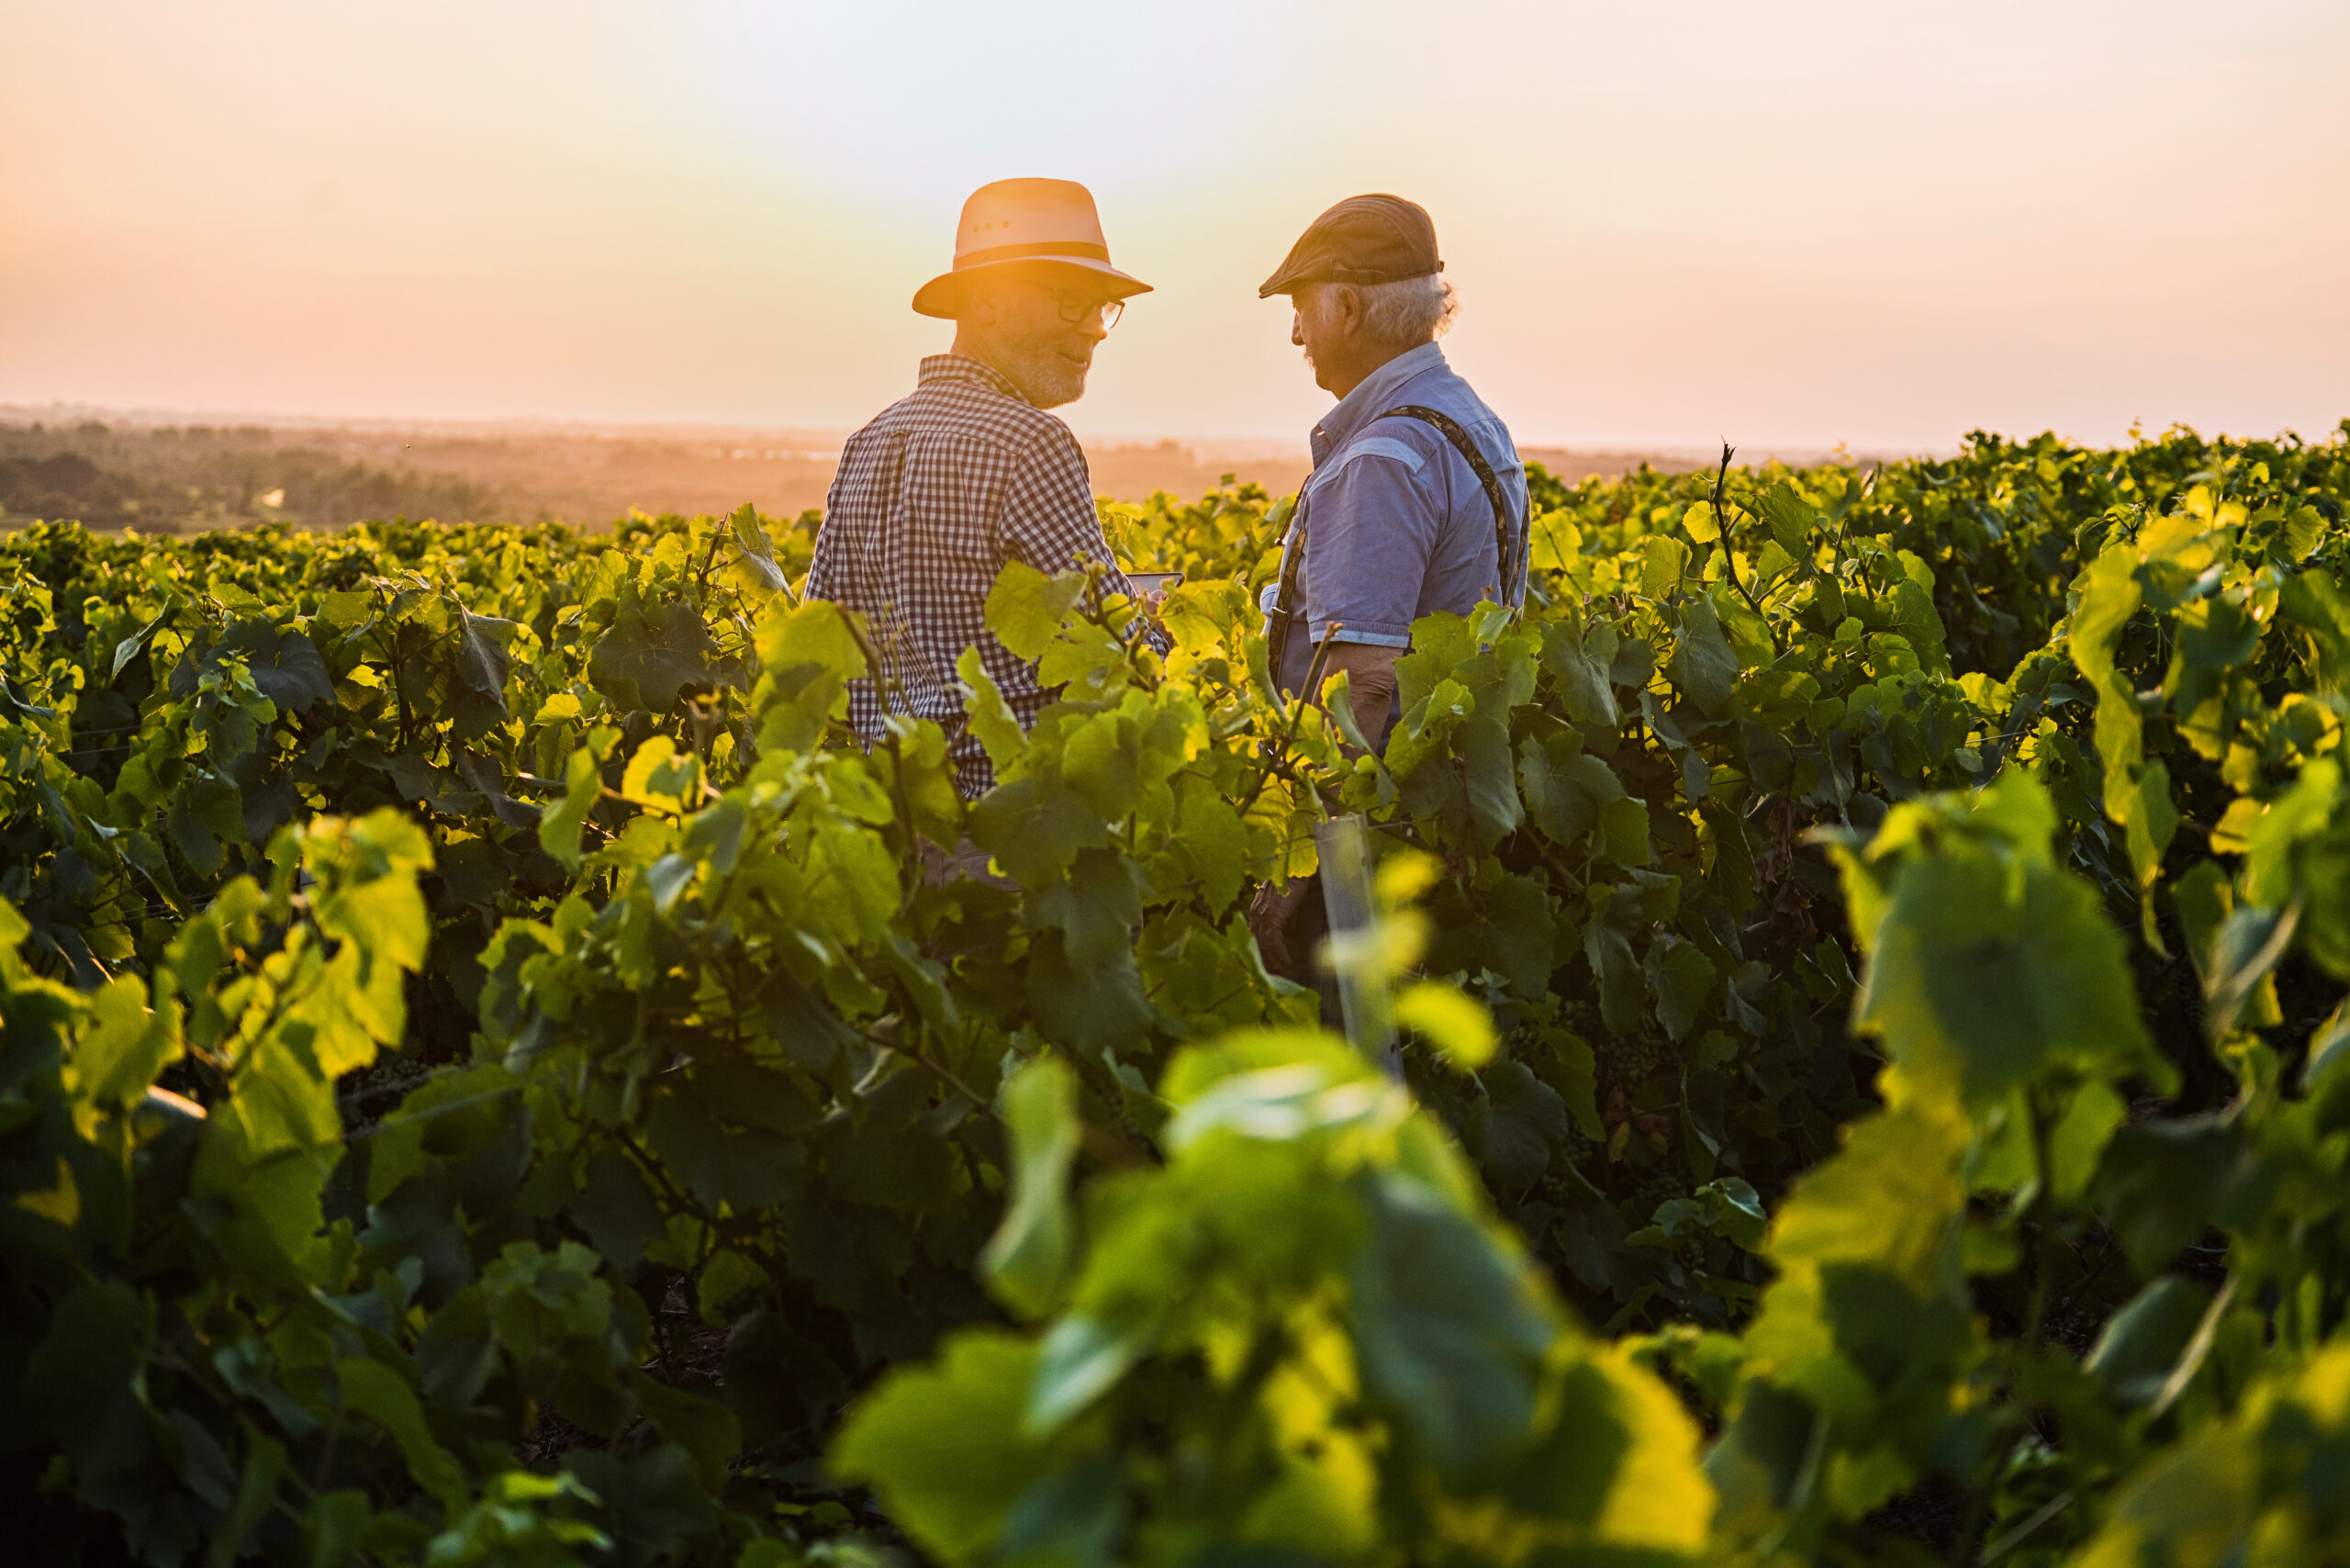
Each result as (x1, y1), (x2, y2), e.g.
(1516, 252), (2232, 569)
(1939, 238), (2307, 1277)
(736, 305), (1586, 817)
(1333, 284), (1364, 336)
(958, 282), (1001, 330)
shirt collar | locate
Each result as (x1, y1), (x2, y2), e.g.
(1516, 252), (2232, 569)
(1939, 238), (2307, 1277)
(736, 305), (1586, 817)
(919, 353), (1033, 406)
(1309, 342), (1449, 464)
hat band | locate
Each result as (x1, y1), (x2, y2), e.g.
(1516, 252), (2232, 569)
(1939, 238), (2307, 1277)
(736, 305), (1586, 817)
(953, 238), (1112, 269)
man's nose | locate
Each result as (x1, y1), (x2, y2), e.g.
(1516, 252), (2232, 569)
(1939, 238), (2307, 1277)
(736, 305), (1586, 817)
(1291, 310), (1305, 348)
(1074, 312), (1111, 345)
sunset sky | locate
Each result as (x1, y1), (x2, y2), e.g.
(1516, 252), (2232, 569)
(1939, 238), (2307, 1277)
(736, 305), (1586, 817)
(5, 0), (2345, 451)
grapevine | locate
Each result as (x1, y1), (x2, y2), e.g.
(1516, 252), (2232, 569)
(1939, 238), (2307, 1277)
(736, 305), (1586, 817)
(2, 422), (2348, 1564)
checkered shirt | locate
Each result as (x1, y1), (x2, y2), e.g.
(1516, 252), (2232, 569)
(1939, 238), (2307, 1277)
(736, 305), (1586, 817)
(806, 353), (1166, 797)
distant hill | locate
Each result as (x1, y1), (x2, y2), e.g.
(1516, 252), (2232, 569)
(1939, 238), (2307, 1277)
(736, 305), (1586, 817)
(0, 412), (1896, 532)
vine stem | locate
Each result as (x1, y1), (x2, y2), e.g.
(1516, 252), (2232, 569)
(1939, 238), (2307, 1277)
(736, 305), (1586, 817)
(2020, 1085), (2060, 1354)
(1237, 622), (1340, 818)
(1707, 442), (1771, 629)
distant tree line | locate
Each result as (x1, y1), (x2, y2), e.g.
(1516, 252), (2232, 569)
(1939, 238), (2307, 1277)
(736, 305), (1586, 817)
(0, 420), (508, 530)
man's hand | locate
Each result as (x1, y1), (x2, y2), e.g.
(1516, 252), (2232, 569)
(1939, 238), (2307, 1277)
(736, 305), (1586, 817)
(1316, 641), (1400, 754)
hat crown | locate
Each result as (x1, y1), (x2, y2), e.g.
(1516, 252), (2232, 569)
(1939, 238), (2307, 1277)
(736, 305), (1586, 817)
(912, 177), (1150, 319)
(953, 177), (1109, 263)
(1258, 192), (1443, 298)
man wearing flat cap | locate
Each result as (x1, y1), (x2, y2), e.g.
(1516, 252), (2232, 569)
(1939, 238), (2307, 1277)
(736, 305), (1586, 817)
(808, 177), (1165, 825)
(1251, 194), (1531, 977)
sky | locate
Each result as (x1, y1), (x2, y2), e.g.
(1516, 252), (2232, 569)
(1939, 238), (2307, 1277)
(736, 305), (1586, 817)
(3, 0), (2345, 451)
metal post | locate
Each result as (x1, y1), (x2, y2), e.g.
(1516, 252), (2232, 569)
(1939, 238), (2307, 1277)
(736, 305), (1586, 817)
(1315, 813), (1399, 1076)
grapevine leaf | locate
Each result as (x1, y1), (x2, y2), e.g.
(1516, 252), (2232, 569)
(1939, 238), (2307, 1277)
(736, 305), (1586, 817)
(980, 1057), (1080, 1319)
(589, 594), (717, 712)
(74, 974), (179, 1107)
(1539, 620), (1620, 729)
(1174, 786), (1247, 915)
(957, 646), (1029, 769)
(217, 619), (336, 712)
(1347, 1170), (1551, 1480)
(2085, 1277), (2211, 1407)
(830, 1330), (1058, 1564)
(729, 503), (789, 593)
(1648, 936), (1717, 1043)
(1641, 536), (1691, 600)
(539, 728), (619, 871)
(1023, 932), (1153, 1060)
(1766, 1103), (1967, 1298)
(1668, 596), (1737, 721)
(1468, 1057), (1565, 1190)
(1027, 848), (1146, 971)
(335, 1358), (468, 1518)
(969, 771), (1111, 888)
(985, 562), (1087, 664)
(1396, 981), (1497, 1071)
(1757, 481), (1817, 558)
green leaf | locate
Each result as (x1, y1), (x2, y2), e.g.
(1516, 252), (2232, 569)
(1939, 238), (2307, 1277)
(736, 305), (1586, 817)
(1396, 981), (1496, 1070)
(589, 593), (718, 712)
(336, 1358), (468, 1519)
(217, 619), (337, 712)
(969, 770), (1111, 888)
(450, 607), (519, 736)
(1648, 936), (1717, 1043)
(539, 728), (618, 871)
(980, 1057), (1080, 1319)
(1583, 890), (1645, 1038)
(1757, 480), (1818, 558)
(74, 973), (178, 1107)
(207, 1429), (288, 1568)
(1766, 1103), (1967, 1298)
(1174, 785), (1248, 915)
(2049, 1078), (2127, 1202)
(1539, 619), (1621, 729)
(2279, 566), (2350, 690)
(1668, 595), (1737, 720)
(985, 561), (1087, 664)
(1024, 1314), (1147, 1435)
(1027, 847), (1146, 971)
(1427, 873), (1555, 998)
(1347, 1170), (1553, 1480)
(2085, 1277), (2211, 1406)
(1641, 535), (1691, 600)
(1598, 795), (1654, 868)
(1470, 1057), (1568, 1191)
(1023, 931), (1154, 1060)
(1838, 771), (2165, 1111)
(956, 645), (1029, 769)
(729, 503), (789, 592)
(831, 1330), (1059, 1566)
(621, 736), (702, 812)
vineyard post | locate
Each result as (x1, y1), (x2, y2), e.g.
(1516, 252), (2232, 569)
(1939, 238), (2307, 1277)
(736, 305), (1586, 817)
(1315, 812), (1397, 1073)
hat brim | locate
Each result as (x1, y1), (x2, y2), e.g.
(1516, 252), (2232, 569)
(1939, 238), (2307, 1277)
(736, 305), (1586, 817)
(1259, 262), (1440, 299)
(913, 255), (1154, 319)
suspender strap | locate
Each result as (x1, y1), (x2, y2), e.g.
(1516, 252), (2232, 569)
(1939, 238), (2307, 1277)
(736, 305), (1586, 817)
(1266, 403), (1520, 688)
(1265, 488), (1311, 686)
(1375, 404), (1520, 610)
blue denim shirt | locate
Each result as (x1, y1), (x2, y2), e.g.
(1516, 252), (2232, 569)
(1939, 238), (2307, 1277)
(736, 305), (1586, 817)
(1263, 342), (1530, 698)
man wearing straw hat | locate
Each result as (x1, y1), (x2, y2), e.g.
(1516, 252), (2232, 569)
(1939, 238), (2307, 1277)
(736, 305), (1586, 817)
(807, 178), (1165, 837)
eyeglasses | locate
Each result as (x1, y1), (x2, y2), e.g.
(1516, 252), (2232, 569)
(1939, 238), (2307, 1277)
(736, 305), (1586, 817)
(1027, 279), (1125, 330)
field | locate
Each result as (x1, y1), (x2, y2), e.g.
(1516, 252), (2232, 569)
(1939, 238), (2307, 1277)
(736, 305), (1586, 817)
(5, 420), (2350, 1566)
(0, 415), (1773, 533)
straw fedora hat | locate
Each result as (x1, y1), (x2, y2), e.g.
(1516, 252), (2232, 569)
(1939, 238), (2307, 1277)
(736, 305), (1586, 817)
(912, 177), (1153, 319)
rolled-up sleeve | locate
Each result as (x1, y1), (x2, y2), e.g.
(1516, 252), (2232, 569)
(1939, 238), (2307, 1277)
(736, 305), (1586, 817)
(1300, 439), (1440, 648)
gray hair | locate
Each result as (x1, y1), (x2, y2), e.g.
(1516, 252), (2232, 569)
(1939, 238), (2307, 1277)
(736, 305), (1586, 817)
(1304, 274), (1458, 347)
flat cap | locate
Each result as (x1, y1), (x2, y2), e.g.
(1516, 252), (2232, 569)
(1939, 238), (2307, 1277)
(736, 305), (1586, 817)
(1258, 194), (1442, 298)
